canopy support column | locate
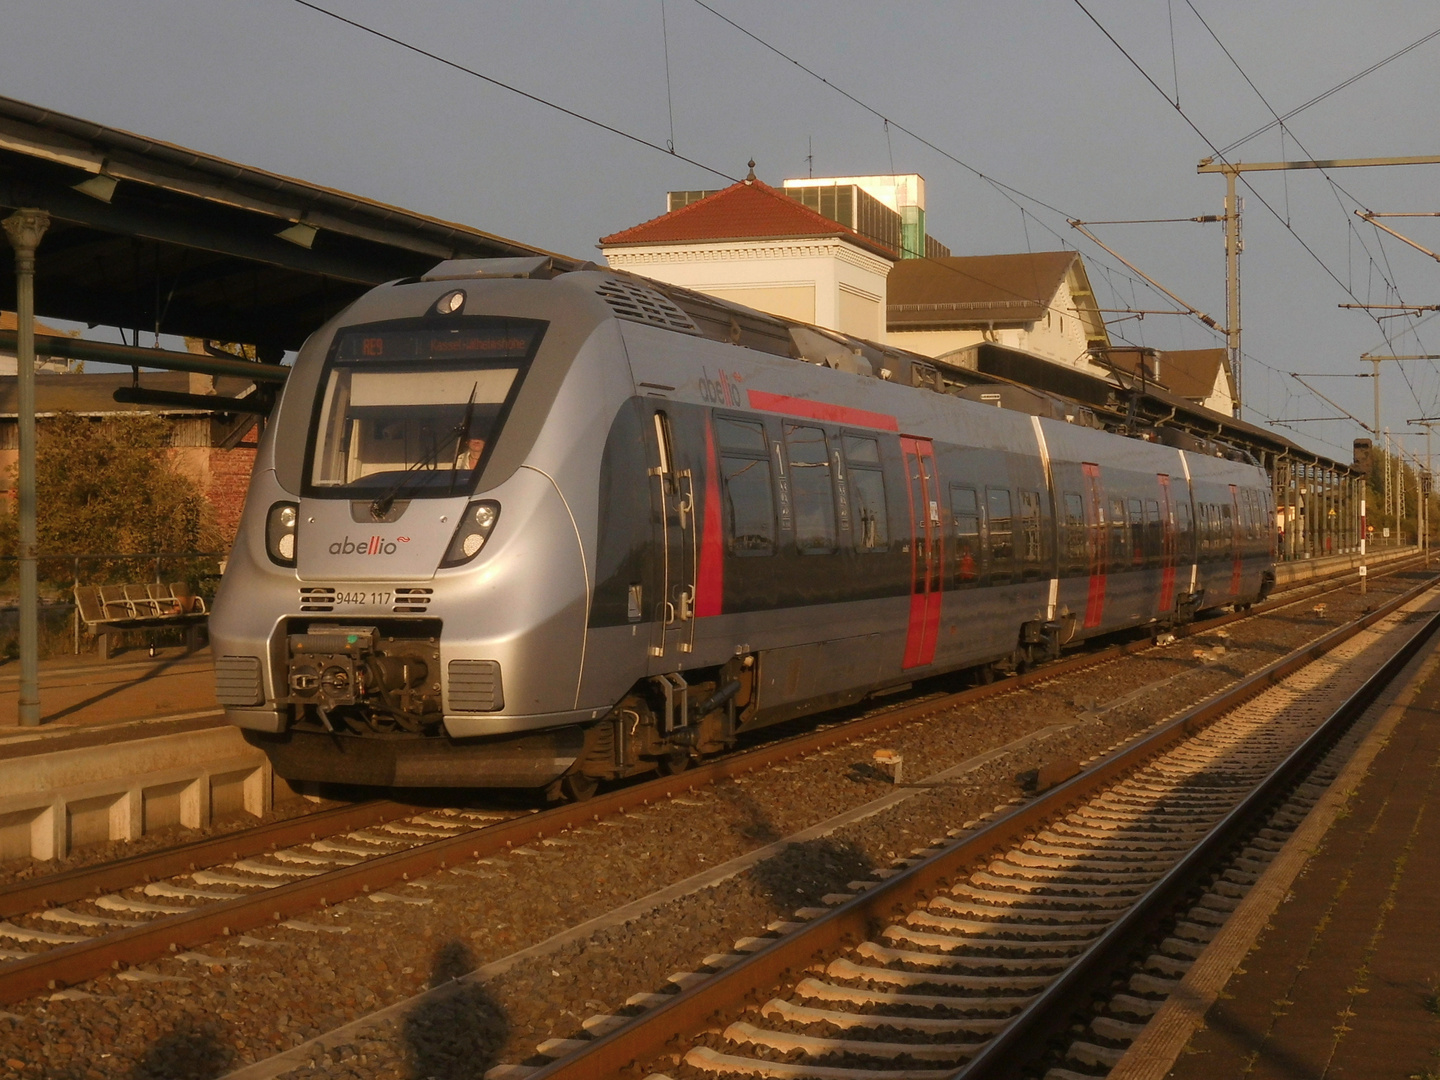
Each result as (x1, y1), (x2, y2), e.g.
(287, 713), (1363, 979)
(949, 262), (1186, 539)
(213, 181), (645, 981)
(4, 208), (51, 727)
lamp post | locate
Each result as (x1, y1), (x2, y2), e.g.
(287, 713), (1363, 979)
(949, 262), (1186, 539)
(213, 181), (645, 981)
(3, 209), (50, 726)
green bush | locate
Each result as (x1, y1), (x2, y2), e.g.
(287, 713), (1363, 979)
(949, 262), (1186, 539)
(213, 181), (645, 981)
(0, 412), (220, 590)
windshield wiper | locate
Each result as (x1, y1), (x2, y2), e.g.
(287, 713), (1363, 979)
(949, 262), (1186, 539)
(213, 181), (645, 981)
(449, 383), (480, 495)
(369, 382), (479, 519)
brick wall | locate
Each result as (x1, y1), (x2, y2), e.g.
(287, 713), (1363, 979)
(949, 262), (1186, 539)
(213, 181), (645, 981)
(206, 445), (258, 548)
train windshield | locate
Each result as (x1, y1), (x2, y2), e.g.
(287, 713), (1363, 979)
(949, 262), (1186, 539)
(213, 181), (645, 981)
(307, 317), (544, 497)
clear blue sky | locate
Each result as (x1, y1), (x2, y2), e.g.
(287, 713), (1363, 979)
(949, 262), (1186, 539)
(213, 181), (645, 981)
(4, 1), (1440, 462)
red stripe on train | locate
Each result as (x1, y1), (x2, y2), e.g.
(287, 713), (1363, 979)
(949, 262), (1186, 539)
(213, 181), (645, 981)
(695, 416), (725, 617)
(746, 390), (899, 432)
(1084, 572), (1106, 628)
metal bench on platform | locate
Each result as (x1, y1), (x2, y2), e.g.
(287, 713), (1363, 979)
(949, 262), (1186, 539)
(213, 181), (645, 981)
(72, 583), (208, 659)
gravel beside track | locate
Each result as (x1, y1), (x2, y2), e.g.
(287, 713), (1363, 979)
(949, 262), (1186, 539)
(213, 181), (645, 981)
(0, 569), (1427, 1080)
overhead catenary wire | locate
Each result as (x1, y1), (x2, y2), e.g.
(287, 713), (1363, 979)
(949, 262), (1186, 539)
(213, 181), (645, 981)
(1181, 2), (1437, 404)
(290, 0), (1357, 455)
(286, 0), (1205, 346)
(1218, 23), (1440, 157)
(287, 0), (740, 185)
(684, 0), (1381, 440)
(1075, 0), (1434, 425)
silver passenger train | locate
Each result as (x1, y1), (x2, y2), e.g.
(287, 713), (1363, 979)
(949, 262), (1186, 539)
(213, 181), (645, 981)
(211, 256), (1276, 797)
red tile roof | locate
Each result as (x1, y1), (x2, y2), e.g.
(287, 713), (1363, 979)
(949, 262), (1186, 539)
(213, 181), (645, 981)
(600, 179), (895, 258)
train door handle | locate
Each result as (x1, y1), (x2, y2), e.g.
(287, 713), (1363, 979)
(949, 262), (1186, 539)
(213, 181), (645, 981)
(663, 601), (677, 626)
(676, 588), (693, 622)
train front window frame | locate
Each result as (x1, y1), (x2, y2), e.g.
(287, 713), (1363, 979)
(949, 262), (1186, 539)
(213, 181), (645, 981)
(303, 316), (544, 499)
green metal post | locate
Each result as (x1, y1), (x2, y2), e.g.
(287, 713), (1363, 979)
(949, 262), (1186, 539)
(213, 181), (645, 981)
(3, 209), (50, 726)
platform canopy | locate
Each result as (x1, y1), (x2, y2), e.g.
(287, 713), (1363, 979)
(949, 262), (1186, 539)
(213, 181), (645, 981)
(0, 94), (575, 358)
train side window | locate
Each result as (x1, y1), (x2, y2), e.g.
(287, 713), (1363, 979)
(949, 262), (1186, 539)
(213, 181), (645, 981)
(1144, 499), (1161, 566)
(951, 485), (980, 587)
(1221, 503), (1235, 554)
(1110, 497), (1129, 572)
(716, 417), (775, 556)
(1176, 500), (1193, 559)
(843, 434), (882, 465)
(785, 423), (837, 554)
(1062, 491), (1086, 575)
(716, 416), (768, 454)
(844, 436), (888, 553)
(986, 487), (1014, 583)
(1019, 490), (1043, 580)
(1127, 498), (1144, 567)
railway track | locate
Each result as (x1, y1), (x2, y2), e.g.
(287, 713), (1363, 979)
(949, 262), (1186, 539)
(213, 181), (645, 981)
(0, 559), (1424, 1013)
(508, 579), (1440, 1080)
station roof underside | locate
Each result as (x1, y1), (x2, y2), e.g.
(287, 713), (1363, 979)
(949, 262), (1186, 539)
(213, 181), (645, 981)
(0, 95), (574, 356)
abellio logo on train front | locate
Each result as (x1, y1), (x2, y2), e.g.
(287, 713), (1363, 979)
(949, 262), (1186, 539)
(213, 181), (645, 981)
(329, 535), (411, 556)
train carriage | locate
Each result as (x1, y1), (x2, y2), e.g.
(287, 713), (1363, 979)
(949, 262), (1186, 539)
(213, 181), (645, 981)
(211, 258), (1275, 797)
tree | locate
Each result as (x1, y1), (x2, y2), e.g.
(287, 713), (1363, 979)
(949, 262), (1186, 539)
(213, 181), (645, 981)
(0, 412), (217, 586)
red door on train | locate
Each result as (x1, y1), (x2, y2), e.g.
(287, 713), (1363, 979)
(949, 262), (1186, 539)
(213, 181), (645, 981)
(900, 437), (944, 669)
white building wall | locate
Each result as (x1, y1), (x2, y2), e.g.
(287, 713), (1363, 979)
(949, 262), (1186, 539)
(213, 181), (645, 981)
(1202, 366), (1234, 415)
(602, 238), (892, 340)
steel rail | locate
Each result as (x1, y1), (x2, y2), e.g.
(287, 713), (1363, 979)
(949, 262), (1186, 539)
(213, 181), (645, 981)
(522, 574), (1439, 1080)
(0, 800), (415, 921)
(0, 564), (1425, 1006)
(959, 596), (1440, 1079)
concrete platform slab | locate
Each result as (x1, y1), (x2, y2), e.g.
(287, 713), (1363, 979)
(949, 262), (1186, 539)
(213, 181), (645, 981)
(1110, 602), (1440, 1080)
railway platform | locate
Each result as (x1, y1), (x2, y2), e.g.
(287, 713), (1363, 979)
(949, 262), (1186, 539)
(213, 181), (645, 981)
(0, 648), (283, 864)
(1113, 611), (1440, 1080)
(0, 644), (220, 734)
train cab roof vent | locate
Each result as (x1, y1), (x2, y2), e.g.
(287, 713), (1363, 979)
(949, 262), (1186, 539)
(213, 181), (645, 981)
(594, 278), (701, 334)
(422, 256), (558, 280)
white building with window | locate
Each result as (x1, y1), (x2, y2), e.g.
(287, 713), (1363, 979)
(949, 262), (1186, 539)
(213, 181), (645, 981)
(600, 171), (896, 341)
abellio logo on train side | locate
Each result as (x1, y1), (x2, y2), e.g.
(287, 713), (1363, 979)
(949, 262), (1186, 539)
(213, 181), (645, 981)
(697, 367), (743, 408)
(329, 535), (411, 556)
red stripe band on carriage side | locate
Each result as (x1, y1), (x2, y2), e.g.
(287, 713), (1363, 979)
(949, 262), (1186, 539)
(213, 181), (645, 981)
(746, 390), (899, 431)
(695, 416), (724, 617)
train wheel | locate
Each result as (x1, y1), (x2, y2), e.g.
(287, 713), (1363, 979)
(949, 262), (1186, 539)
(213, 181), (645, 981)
(656, 750), (691, 776)
(560, 771), (599, 802)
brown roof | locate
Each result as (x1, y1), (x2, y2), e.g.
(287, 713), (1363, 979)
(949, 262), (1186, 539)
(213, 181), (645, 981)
(886, 252), (1078, 328)
(1160, 348), (1232, 403)
(1100, 346), (1230, 404)
(600, 178), (895, 259)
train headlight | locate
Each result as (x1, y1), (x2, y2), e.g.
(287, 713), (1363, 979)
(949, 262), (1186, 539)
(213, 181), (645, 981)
(441, 500), (500, 567)
(266, 502), (299, 567)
